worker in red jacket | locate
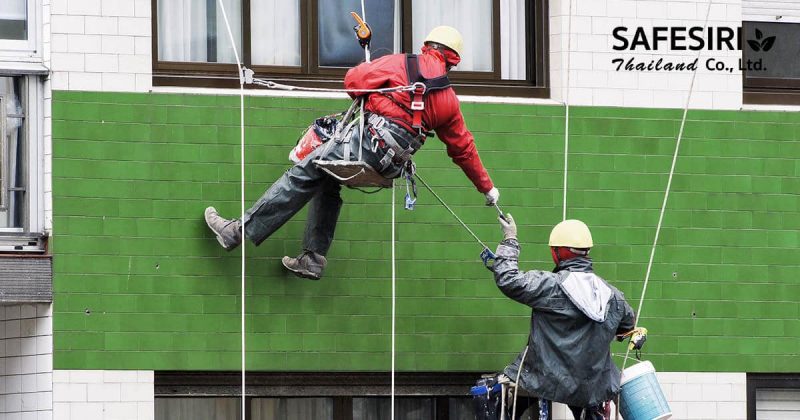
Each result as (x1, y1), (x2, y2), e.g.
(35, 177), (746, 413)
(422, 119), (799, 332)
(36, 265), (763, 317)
(204, 26), (499, 280)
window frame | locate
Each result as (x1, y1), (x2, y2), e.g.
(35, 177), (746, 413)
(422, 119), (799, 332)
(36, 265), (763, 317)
(155, 371), (548, 420)
(151, 0), (549, 97)
(0, 74), (46, 252)
(742, 20), (800, 105)
(747, 373), (800, 420)
(0, 0), (39, 56)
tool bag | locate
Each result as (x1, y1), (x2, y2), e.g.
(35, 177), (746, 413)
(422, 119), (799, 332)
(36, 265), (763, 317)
(288, 114), (340, 163)
(472, 376), (503, 420)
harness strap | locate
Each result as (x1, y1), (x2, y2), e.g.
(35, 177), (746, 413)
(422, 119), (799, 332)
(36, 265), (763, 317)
(405, 53), (451, 133)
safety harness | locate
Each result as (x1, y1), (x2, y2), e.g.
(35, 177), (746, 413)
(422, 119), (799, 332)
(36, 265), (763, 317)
(405, 53), (452, 133)
(380, 53), (452, 136)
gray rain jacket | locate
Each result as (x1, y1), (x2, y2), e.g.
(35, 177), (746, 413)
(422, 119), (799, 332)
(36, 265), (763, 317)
(493, 239), (635, 407)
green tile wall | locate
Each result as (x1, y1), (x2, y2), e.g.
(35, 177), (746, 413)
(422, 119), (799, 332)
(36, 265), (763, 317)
(52, 91), (800, 372)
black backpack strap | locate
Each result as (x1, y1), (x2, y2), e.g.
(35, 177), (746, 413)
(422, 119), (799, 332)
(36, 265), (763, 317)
(406, 53), (420, 83)
(423, 74), (451, 91)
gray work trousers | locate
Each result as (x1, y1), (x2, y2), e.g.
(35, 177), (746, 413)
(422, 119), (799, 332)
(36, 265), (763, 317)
(241, 125), (405, 256)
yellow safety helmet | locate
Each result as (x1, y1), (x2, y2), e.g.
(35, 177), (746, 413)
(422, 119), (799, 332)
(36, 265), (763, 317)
(424, 26), (464, 57)
(549, 219), (593, 249)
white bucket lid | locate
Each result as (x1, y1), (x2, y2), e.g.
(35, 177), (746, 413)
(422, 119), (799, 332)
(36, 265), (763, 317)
(621, 360), (656, 386)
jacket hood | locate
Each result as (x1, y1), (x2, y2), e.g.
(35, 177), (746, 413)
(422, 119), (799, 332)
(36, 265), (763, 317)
(557, 260), (612, 322)
(421, 45), (461, 67)
(554, 256), (593, 273)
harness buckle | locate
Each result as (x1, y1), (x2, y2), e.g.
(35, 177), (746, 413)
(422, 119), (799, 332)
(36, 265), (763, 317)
(411, 82), (426, 110)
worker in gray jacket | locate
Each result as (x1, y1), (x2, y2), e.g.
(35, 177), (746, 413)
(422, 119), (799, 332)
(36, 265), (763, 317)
(492, 216), (637, 420)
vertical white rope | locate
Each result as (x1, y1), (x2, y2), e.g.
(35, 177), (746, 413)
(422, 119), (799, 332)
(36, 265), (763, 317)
(511, 345), (529, 420)
(356, 0), (392, 416)
(215, 0), (247, 416)
(361, 0), (371, 61)
(622, 0), (713, 370)
(562, 0), (573, 221)
(391, 185), (396, 420)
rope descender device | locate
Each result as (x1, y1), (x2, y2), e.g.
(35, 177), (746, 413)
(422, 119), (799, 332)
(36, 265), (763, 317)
(351, 12), (372, 49)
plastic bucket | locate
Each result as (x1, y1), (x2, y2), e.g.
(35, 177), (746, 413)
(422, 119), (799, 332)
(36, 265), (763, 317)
(619, 361), (672, 420)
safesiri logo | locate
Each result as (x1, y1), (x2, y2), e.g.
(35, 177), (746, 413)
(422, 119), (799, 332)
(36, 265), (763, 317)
(747, 29), (775, 52)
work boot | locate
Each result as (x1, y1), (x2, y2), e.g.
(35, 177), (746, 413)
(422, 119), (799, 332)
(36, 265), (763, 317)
(204, 207), (242, 251)
(282, 250), (327, 280)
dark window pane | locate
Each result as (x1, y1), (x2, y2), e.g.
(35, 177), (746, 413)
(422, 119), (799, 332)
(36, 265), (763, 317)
(155, 398), (242, 420)
(448, 397), (474, 420)
(353, 397), (434, 420)
(157, 0), (243, 63)
(744, 21), (800, 80)
(0, 0), (27, 40)
(318, 0), (397, 67)
(251, 397), (333, 420)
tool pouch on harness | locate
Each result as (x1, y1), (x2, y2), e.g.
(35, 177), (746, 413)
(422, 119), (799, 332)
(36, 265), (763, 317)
(366, 113), (423, 178)
(288, 114), (340, 163)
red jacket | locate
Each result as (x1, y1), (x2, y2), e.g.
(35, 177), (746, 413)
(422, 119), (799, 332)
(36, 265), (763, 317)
(344, 47), (494, 193)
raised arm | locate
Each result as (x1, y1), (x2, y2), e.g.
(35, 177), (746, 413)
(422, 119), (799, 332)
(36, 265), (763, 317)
(492, 238), (552, 308)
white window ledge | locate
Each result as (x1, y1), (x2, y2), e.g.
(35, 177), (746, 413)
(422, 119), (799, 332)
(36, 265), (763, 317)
(0, 61), (49, 75)
(742, 104), (800, 112)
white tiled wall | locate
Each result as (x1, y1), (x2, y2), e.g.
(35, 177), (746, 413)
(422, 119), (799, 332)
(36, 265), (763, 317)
(744, 1), (800, 23)
(550, 0), (744, 110)
(0, 304), (54, 420)
(50, 0), (152, 92)
(53, 370), (154, 420)
(550, 371), (747, 420)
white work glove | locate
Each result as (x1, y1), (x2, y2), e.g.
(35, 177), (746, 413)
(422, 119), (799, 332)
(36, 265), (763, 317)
(499, 213), (516, 240)
(484, 187), (500, 206)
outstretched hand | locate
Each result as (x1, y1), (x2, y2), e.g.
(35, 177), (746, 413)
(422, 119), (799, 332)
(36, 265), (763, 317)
(499, 213), (516, 240)
(484, 187), (500, 206)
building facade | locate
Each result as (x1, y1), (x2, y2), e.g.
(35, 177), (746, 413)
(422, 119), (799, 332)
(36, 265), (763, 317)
(1, 0), (799, 419)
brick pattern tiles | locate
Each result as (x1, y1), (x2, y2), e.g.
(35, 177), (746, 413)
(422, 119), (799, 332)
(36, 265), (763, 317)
(0, 304), (54, 420)
(551, 372), (746, 420)
(52, 370), (153, 420)
(51, 91), (800, 372)
(744, 1), (800, 23)
(50, 0), (152, 92)
(549, 0), (743, 109)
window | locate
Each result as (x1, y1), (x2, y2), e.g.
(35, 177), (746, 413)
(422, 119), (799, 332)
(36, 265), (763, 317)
(154, 372), (531, 420)
(0, 75), (45, 252)
(156, 397), (242, 420)
(747, 374), (800, 420)
(152, 0), (549, 97)
(0, 1), (27, 41)
(0, 0), (37, 53)
(742, 21), (800, 105)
